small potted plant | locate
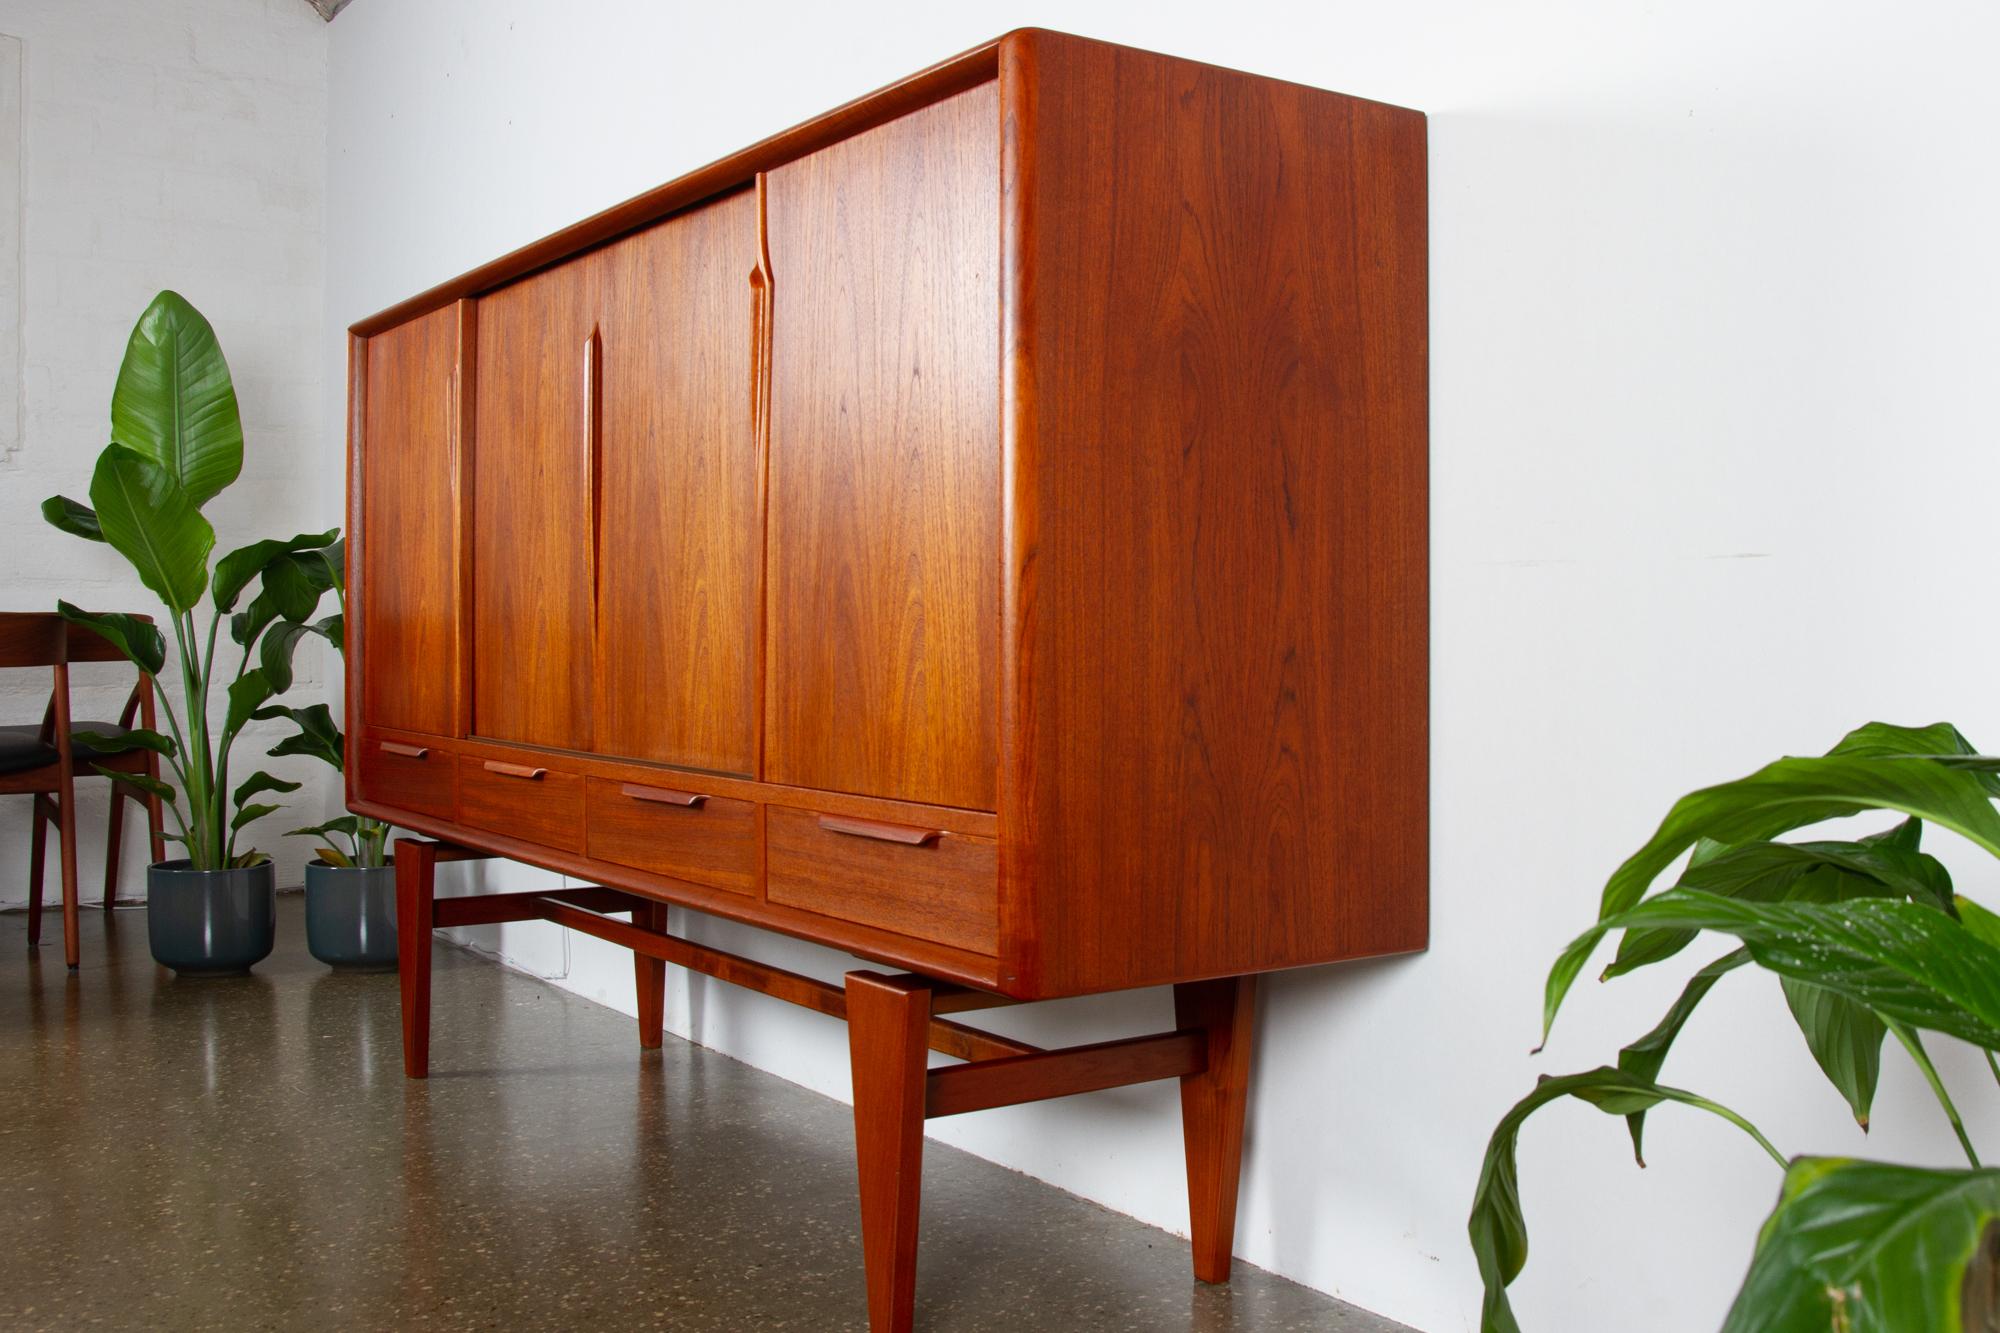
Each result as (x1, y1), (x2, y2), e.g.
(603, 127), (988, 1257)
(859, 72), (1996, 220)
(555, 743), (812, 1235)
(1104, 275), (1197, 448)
(253, 554), (399, 972)
(42, 290), (334, 974)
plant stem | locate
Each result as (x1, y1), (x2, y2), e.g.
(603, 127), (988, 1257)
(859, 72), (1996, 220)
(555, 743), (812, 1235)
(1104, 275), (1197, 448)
(1986, 1048), (2000, 1096)
(1683, 1092), (1790, 1170)
(169, 611), (211, 868)
(1887, 1019), (1980, 1167)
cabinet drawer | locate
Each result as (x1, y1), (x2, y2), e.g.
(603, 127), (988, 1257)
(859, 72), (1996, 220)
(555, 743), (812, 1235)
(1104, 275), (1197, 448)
(585, 778), (757, 896)
(456, 755), (584, 853)
(766, 805), (997, 956)
(355, 733), (454, 821)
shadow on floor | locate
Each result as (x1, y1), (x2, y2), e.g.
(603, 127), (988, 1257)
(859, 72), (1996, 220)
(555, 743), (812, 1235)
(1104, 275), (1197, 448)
(0, 898), (1413, 1331)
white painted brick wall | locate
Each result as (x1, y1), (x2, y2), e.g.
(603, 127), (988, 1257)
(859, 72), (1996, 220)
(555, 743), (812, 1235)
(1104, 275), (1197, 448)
(0, 0), (331, 903)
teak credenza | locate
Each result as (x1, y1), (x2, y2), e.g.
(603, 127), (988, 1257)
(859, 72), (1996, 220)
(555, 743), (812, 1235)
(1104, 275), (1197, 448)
(349, 28), (1426, 1332)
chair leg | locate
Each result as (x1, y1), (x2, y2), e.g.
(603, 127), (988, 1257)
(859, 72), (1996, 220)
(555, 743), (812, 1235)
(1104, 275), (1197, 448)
(1175, 975), (1258, 1284)
(57, 789), (81, 969)
(27, 793), (48, 948)
(634, 900), (666, 1050)
(143, 752), (166, 865)
(845, 971), (932, 1333)
(104, 781), (126, 910)
(396, 841), (438, 1078)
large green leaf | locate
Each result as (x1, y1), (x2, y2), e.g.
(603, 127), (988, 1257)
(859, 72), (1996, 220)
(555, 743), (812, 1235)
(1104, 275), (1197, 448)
(1582, 892), (2000, 1050)
(259, 551), (328, 624)
(72, 727), (176, 760)
(1780, 978), (1884, 1128)
(88, 445), (214, 613)
(1723, 1157), (2000, 1333)
(109, 291), (243, 509)
(41, 494), (104, 542)
(1616, 947), (1750, 1163)
(1607, 824), (1951, 981)
(54, 602), (166, 677)
(230, 588), (280, 649)
(254, 702), (343, 771)
(259, 619), (312, 693)
(1472, 1067), (1783, 1333)
(1957, 896), (2000, 952)
(210, 528), (338, 613)
(232, 771), (299, 808)
(223, 670), (274, 740)
(1548, 747), (2000, 1041)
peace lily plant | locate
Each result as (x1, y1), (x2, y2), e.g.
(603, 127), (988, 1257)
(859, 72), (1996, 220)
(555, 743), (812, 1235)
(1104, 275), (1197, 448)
(41, 291), (338, 874)
(1474, 721), (2000, 1332)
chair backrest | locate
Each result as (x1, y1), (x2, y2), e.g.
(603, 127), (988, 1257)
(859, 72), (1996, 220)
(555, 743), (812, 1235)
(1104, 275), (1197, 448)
(0, 612), (66, 669)
(65, 615), (153, 663)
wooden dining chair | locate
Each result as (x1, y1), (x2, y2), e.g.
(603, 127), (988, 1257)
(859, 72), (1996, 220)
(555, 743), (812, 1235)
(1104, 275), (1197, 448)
(59, 618), (168, 907)
(0, 612), (81, 968)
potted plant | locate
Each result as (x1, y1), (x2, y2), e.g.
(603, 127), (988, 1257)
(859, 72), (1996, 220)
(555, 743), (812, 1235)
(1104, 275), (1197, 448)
(1472, 720), (2000, 1331)
(252, 553), (399, 972)
(41, 290), (334, 975)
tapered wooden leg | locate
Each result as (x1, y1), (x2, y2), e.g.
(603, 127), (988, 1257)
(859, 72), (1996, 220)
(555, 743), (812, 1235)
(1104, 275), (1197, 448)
(846, 971), (932, 1333)
(27, 793), (47, 947)
(634, 900), (666, 1049)
(1175, 975), (1257, 1284)
(56, 801), (80, 971)
(104, 782), (126, 910)
(396, 841), (438, 1078)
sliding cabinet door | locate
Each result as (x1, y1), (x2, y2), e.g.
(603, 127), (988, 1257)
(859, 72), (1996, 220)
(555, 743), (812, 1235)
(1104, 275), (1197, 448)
(359, 305), (460, 738)
(592, 192), (763, 775)
(471, 261), (597, 751)
(763, 84), (1001, 810)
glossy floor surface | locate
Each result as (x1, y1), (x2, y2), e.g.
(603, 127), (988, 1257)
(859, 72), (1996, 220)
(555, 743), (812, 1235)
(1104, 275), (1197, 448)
(1, 899), (1412, 1331)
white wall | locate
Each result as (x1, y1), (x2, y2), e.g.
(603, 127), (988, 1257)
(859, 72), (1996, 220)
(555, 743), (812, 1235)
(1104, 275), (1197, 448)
(326, 3), (2000, 1330)
(0, 0), (333, 899)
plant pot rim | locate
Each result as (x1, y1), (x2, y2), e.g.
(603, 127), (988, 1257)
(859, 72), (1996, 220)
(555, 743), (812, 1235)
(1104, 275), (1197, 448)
(151, 856), (274, 874)
(306, 857), (395, 870)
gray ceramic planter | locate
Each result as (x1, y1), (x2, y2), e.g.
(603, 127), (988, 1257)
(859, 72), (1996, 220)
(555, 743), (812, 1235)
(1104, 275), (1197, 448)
(147, 859), (277, 975)
(303, 860), (398, 972)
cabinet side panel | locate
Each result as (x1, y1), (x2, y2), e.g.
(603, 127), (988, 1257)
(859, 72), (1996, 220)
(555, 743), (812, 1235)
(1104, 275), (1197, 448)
(360, 306), (461, 738)
(764, 82), (1001, 812)
(1013, 33), (1429, 994)
(594, 193), (762, 775)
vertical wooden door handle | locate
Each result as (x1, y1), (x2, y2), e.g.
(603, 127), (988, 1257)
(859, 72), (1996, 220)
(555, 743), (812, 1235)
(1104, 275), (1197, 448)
(583, 326), (602, 609)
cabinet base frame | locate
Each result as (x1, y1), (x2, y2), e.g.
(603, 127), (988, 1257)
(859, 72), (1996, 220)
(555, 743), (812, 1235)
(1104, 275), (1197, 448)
(393, 837), (1257, 1332)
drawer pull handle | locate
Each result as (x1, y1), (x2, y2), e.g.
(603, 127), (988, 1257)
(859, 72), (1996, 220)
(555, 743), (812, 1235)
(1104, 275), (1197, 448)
(816, 813), (942, 846)
(621, 783), (708, 808)
(379, 741), (429, 760)
(483, 760), (547, 780)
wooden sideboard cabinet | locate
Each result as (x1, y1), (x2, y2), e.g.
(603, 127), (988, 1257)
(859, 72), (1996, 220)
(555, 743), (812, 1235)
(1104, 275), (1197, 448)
(350, 28), (1425, 1332)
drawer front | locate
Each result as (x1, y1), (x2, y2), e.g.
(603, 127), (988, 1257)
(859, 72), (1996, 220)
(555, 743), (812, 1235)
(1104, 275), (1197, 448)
(355, 733), (454, 821)
(456, 755), (584, 853)
(584, 777), (757, 896)
(766, 805), (997, 955)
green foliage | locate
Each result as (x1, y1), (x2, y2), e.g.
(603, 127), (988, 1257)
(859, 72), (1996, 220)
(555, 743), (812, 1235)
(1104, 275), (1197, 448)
(1475, 722), (2000, 1331)
(38, 291), (335, 869)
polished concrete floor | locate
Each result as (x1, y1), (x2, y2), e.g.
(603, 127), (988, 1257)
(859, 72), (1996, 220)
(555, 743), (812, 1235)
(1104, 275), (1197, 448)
(1, 899), (1411, 1332)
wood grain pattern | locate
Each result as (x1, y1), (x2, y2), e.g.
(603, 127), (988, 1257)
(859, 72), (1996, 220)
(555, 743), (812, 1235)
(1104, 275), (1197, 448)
(767, 805), (996, 956)
(592, 192), (762, 775)
(1001, 30), (1429, 995)
(355, 728), (455, 821)
(360, 306), (460, 738)
(584, 777), (757, 896)
(472, 261), (597, 750)
(455, 753), (583, 853)
(764, 83), (1001, 812)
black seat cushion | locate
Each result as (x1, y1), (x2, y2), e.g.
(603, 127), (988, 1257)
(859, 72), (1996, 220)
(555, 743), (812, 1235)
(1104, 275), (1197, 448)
(0, 721), (135, 767)
(0, 728), (58, 776)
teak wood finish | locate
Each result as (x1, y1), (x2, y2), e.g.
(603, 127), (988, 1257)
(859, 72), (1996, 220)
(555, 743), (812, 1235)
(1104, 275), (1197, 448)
(351, 29), (1426, 1332)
